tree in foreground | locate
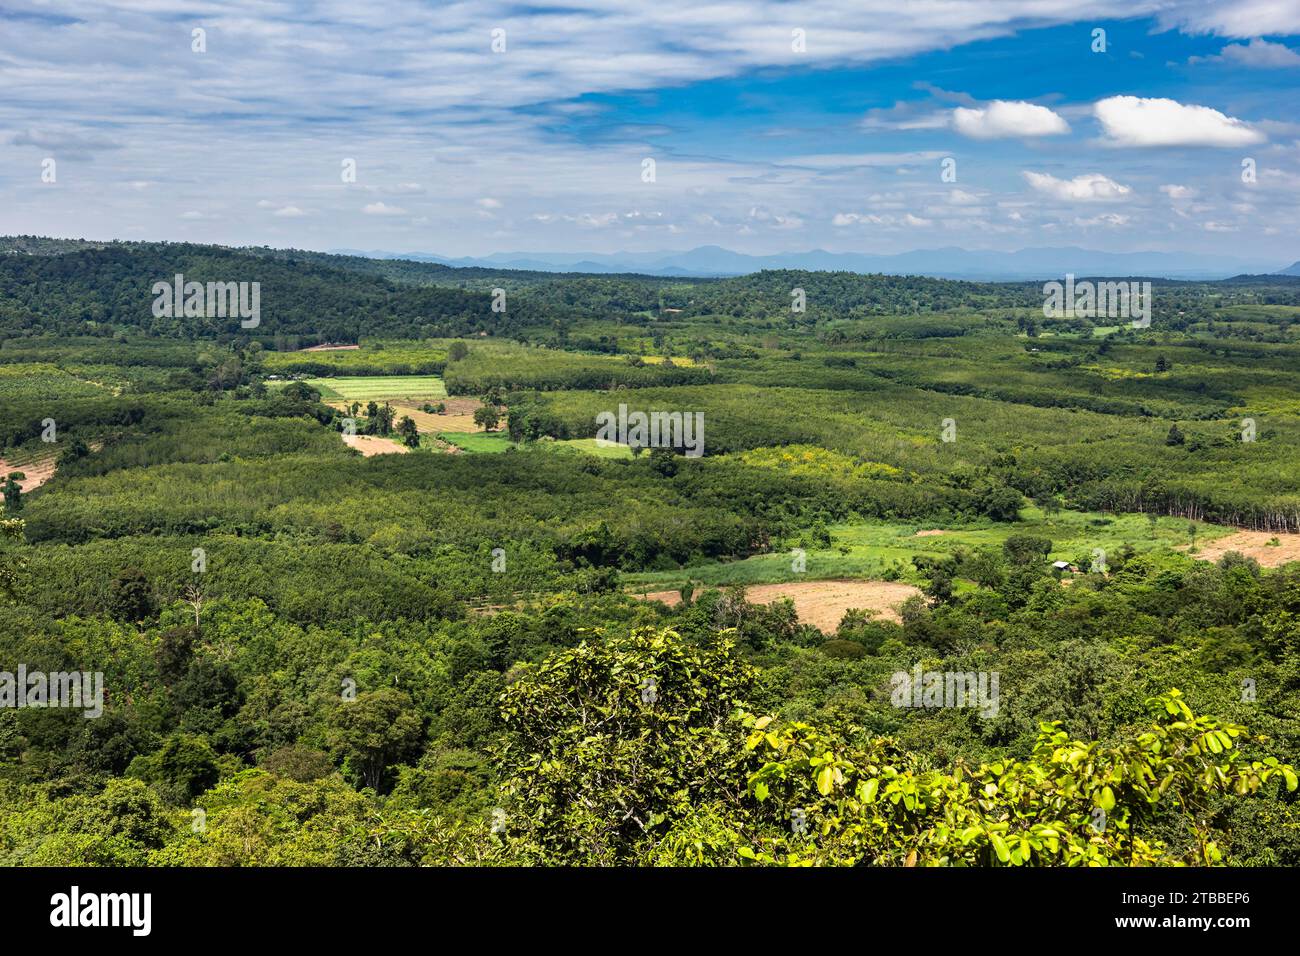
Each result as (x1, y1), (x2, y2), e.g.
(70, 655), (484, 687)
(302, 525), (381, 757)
(497, 628), (1296, 866)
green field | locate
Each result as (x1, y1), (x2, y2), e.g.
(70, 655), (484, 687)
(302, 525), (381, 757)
(623, 510), (1234, 590)
(436, 431), (515, 453)
(546, 437), (635, 459)
(305, 375), (448, 402)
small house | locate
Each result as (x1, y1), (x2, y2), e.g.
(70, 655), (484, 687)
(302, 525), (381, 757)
(1051, 560), (1080, 573)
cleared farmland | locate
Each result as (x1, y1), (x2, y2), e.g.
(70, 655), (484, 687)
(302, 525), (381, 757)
(305, 375), (448, 402)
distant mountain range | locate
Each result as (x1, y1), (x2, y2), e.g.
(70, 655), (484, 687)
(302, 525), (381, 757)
(330, 245), (1295, 281)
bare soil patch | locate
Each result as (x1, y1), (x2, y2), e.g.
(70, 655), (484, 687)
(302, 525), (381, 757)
(0, 453), (57, 492)
(1183, 531), (1300, 568)
(392, 398), (491, 434)
(342, 434), (410, 457)
(633, 579), (922, 630)
(914, 529), (946, 537)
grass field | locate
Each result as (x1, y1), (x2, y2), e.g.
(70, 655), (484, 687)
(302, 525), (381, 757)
(436, 431), (515, 454)
(431, 433), (638, 459)
(547, 438), (635, 459)
(263, 340), (447, 375)
(622, 510), (1238, 591)
(305, 375), (448, 402)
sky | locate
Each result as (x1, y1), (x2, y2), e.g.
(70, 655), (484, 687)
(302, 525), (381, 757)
(1, 0), (1299, 261)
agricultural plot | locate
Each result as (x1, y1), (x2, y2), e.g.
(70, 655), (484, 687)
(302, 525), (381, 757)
(632, 579), (923, 628)
(391, 398), (487, 434)
(623, 510), (1238, 592)
(263, 340), (447, 376)
(0, 363), (113, 402)
(547, 438), (635, 459)
(435, 431), (515, 454)
(305, 375), (448, 403)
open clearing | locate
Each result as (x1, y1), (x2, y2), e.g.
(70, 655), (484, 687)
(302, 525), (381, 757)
(631, 579), (922, 630)
(436, 431), (514, 454)
(0, 451), (58, 492)
(342, 434), (410, 456)
(299, 343), (360, 352)
(306, 375), (447, 403)
(1182, 531), (1300, 568)
(624, 511), (1241, 592)
(392, 397), (488, 434)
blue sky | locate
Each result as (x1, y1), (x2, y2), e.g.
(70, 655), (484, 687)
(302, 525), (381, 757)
(1, 1), (1298, 262)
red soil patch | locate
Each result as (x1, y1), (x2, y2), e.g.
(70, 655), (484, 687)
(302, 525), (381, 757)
(632, 579), (922, 630)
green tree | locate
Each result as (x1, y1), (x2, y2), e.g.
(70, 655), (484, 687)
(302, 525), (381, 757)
(739, 690), (1296, 866)
(498, 627), (756, 864)
(397, 415), (420, 448)
(2, 474), (22, 514)
(108, 566), (157, 624)
(328, 688), (424, 792)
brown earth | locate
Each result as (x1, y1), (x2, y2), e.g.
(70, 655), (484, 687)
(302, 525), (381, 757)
(392, 397), (490, 434)
(1182, 531), (1300, 568)
(632, 579), (923, 630)
(0, 440), (103, 493)
(328, 397), (489, 434)
(0, 453), (57, 492)
(342, 434), (410, 457)
(914, 529), (946, 537)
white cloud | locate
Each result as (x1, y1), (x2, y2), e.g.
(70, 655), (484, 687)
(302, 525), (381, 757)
(362, 202), (407, 216)
(831, 211), (931, 227)
(1197, 38), (1300, 67)
(1023, 172), (1132, 201)
(1094, 96), (1265, 147)
(1157, 1), (1300, 38)
(1073, 213), (1130, 227)
(1160, 184), (1195, 199)
(781, 151), (947, 168)
(951, 101), (1069, 139)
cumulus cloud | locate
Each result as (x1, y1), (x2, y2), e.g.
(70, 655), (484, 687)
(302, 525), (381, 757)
(1194, 38), (1300, 67)
(1094, 96), (1265, 147)
(1023, 172), (1132, 201)
(951, 101), (1069, 139)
